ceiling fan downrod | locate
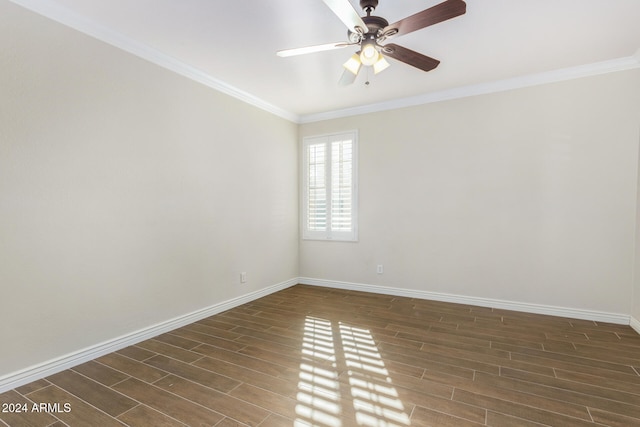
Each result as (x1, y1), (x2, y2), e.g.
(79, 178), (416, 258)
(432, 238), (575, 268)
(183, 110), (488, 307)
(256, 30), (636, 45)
(359, 0), (378, 15)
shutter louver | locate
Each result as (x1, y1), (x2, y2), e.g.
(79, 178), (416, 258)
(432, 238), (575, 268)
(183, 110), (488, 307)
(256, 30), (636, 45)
(331, 140), (352, 232)
(307, 143), (327, 231)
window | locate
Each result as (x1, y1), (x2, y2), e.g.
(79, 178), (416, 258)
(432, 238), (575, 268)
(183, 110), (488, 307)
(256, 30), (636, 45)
(302, 131), (358, 241)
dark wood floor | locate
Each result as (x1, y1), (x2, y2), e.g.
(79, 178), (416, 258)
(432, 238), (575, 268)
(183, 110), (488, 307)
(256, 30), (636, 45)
(2, 284), (640, 426)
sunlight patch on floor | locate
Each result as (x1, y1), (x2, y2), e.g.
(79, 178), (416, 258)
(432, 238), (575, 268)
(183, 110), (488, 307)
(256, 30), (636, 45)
(340, 323), (411, 427)
(296, 317), (342, 427)
(301, 316), (338, 362)
(296, 316), (411, 426)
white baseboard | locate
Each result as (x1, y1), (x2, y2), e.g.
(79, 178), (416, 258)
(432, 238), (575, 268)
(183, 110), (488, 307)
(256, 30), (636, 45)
(0, 278), (297, 394)
(298, 277), (631, 325)
(2, 276), (635, 393)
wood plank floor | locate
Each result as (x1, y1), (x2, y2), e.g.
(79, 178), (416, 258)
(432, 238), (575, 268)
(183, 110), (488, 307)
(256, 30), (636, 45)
(2, 284), (640, 426)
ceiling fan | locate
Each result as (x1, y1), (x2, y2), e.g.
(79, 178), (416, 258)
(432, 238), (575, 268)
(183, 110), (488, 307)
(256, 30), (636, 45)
(277, 0), (466, 85)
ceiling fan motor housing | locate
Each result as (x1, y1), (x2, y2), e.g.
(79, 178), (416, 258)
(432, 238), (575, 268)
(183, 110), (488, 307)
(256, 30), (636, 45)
(363, 15), (389, 32)
(348, 15), (389, 42)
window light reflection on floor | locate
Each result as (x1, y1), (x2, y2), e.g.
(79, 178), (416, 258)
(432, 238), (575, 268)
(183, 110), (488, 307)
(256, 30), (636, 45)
(340, 323), (411, 426)
(296, 317), (342, 427)
(295, 316), (411, 426)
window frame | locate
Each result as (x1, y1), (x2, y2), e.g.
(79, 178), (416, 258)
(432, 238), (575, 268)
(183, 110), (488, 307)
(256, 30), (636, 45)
(301, 130), (358, 242)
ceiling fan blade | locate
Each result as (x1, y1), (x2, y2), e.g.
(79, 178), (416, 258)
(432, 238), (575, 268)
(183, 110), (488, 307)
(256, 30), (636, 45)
(322, 0), (369, 34)
(277, 42), (351, 57)
(382, 44), (440, 72)
(338, 69), (358, 86)
(382, 0), (466, 40)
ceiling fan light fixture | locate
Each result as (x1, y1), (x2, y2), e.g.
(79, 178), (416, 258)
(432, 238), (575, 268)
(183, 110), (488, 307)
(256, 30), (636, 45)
(359, 38), (378, 66)
(343, 53), (362, 75)
(373, 54), (390, 74)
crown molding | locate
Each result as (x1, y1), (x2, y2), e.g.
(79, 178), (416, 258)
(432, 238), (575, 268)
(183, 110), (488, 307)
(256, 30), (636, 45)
(10, 1), (639, 125)
(9, 0), (300, 123)
(299, 52), (640, 123)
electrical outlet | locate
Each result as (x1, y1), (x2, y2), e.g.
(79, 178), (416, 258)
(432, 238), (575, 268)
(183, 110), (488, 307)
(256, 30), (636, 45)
(240, 272), (247, 283)
(377, 265), (383, 274)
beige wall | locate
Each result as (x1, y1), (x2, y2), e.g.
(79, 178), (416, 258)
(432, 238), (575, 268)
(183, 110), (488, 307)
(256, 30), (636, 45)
(3, 0), (640, 384)
(0, 2), (298, 377)
(300, 69), (640, 315)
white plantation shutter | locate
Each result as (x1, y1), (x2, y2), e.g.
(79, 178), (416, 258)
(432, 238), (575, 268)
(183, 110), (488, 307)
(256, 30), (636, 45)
(303, 131), (358, 241)
(331, 140), (352, 232)
(307, 143), (327, 232)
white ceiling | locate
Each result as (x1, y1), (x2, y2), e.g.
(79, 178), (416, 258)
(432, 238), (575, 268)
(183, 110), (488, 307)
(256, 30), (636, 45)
(12, 0), (640, 122)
